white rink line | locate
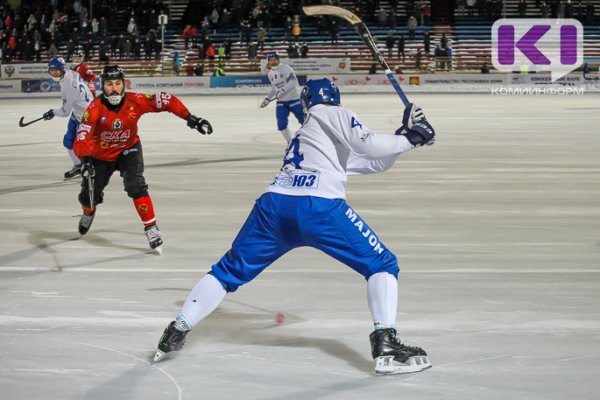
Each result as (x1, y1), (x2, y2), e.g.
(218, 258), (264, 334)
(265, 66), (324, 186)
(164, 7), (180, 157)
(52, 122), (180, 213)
(1, 267), (599, 273)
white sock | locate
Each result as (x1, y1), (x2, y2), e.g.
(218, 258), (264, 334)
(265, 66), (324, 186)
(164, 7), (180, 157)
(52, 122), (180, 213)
(180, 274), (227, 327)
(367, 272), (398, 330)
(67, 149), (80, 165)
(280, 128), (293, 143)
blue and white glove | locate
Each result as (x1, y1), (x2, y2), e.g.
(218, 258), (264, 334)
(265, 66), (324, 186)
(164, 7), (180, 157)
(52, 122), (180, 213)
(402, 103), (425, 129)
(396, 103), (435, 147)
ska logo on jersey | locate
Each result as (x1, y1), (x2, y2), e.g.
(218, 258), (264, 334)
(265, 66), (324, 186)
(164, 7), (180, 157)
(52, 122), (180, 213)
(113, 119), (123, 129)
(128, 112), (137, 120)
(82, 110), (90, 122)
(351, 117), (363, 129)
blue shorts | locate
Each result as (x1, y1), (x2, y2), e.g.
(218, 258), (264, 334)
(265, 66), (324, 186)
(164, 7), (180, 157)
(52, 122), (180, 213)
(276, 99), (305, 131)
(63, 116), (80, 150)
(210, 192), (399, 292)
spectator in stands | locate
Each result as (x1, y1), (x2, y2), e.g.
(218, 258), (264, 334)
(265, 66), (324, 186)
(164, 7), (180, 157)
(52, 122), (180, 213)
(91, 18), (98, 39)
(133, 37), (142, 59)
(407, 15), (417, 40)
(257, 27), (266, 51)
(206, 42), (216, 67)
(416, 0), (425, 25)
(99, 17), (107, 36)
(155, 39), (162, 60)
(186, 63), (194, 76)
(481, 63), (490, 74)
(224, 38), (232, 59)
(541, 1), (550, 18)
(558, 1), (566, 19)
(586, 1), (595, 25)
(377, 6), (388, 27)
(397, 34), (405, 61)
(445, 47), (453, 71)
(248, 42), (258, 64)
(284, 16), (293, 42)
(127, 17), (138, 37)
(218, 43), (226, 61)
(183, 25), (193, 49)
(213, 64), (225, 77)
(423, 31), (431, 55)
(441, 33), (448, 50)
(416, 49), (423, 69)
(99, 40), (109, 62)
(240, 18), (252, 45)
(386, 32), (395, 59)
(173, 51), (181, 76)
(518, 0), (528, 17)
(194, 62), (204, 76)
(467, 0), (476, 16)
(300, 42), (309, 58)
(210, 7), (219, 34)
(369, 63), (377, 74)
(330, 20), (338, 44)
(434, 45), (445, 70)
(292, 16), (301, 42)
(66, 37), (75, 61)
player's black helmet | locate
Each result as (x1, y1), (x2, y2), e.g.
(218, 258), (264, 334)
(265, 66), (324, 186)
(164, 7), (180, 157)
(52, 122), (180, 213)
(100, 65), (125, 105)
(301, 78), (341, 111)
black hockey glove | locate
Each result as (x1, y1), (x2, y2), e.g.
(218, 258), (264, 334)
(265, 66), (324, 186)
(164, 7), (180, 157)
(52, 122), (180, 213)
(43, 109), (55, 121)
(80, 157), (95, 177)
(187, 114), (213, 135)
(395, 120), (435, 148)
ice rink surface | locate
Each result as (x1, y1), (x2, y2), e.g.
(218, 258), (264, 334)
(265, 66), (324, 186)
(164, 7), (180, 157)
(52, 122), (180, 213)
(0, 92), (599, 400)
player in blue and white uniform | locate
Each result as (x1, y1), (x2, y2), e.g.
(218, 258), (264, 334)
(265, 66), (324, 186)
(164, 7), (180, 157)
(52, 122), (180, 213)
(154, 78), (436, 375)
(260, 51), (304, 143)
(43, 56), (93, 179)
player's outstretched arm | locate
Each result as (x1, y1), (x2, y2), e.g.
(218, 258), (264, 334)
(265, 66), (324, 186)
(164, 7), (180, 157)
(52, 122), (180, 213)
(187, 114), (213, 135)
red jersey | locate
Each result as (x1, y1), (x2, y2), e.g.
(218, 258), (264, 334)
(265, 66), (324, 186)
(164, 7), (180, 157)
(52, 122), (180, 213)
(74, 63), (97, 94)
(74, 92), (191, 162)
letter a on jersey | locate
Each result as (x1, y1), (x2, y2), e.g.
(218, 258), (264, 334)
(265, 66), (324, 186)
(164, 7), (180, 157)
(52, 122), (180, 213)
(351, 117), (363, 129)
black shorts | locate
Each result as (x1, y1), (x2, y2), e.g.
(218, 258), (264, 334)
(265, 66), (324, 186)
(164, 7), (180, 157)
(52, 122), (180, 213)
(79, 142), (149, 208)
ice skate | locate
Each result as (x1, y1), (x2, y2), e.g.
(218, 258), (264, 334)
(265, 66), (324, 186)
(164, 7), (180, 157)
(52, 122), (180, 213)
(145, 224), (163, 254)
(153, 320), (190, 363)
(370, 328), (431, 375)
(64, 164), (82, 180)
(78, 209), (95, 235)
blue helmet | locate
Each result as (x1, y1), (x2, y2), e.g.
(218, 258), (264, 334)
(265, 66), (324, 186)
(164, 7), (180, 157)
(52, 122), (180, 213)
(48, 56), (66, 72)
(300, 78), (341, 110)
(266, 51), (279, 61)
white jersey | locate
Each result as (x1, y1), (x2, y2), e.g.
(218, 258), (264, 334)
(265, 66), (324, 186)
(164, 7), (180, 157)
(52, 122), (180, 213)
(266, 104), (414, 199)
(52, 69), (93, 122)
(267, 63), (300, 102)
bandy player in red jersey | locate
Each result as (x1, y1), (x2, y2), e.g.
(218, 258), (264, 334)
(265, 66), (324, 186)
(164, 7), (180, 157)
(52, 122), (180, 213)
(73, 50), (97, 96)
(73, 65), (213, 254)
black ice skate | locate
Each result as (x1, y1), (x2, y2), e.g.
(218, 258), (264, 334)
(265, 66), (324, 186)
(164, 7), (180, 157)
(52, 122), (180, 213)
(153, 320), (190, 362)
(144, 224), (163, 254)
(78, 209), (96, 235)
(64, 164), (82, 180)
(370, 328), (431, 375)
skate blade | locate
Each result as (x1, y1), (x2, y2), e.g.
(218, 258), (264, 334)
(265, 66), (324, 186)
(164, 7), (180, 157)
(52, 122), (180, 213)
(153, 245), (163, 255)
(374, 355), (432, 375)
(153, 349), (167, 363)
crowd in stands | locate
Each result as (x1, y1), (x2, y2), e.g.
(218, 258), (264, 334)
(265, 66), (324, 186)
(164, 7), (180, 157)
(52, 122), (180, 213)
(0, 0), (167, 63)
(456, 0), (595, 23)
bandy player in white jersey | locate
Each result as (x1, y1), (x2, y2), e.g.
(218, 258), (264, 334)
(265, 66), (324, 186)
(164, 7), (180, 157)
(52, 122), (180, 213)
(260, 51), (304, 143)
(154, 78), (436, 375)
(43, 56), (93, 179)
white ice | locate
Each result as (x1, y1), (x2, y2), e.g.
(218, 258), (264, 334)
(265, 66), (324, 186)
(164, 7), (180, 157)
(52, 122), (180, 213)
(1, 93), (599, 400)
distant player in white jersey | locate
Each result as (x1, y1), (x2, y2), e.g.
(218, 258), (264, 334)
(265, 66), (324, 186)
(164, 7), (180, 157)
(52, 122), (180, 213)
(43, 56), (93, 179)
(260, 51), (304, 143)
(154, 78), (436, 375)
